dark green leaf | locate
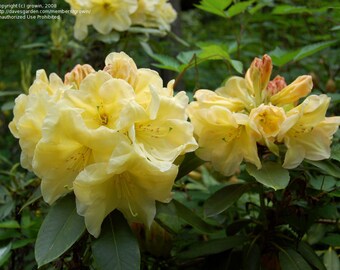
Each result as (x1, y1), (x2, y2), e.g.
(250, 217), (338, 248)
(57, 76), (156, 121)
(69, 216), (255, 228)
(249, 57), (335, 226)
(19, 186), (42, 213)
(92, 211), (140, 270)
(12, 239), (35, 249)
(204, 183), (250, 217)
(323, 248), (340, 270)
(294, 41), (337, 61)
(279, 248), (313, 270)
(0, 186), (14, 220)
(226, 219), (252, 235)
(226, 1), (254, 18)
(298, 242), (326, 270)
(155, 201), (183, 233)
(178, 236), (247, 259)
(243, 242), (261, 270)
(247, 162), (290, 190)
(321, 234), (340, 247)
(173, 200), (218, 233)
(176, 152), (205, 181)
(35, 195), (85, 268)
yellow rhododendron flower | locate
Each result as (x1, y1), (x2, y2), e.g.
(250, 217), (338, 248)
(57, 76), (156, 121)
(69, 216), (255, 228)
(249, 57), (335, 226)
(66, 0), (138, 40)
(278, 95), (340, 169)
(188, 54), (339, 177)
(187, 98), (261, 176)
(270, 75), (313, 106)
(103, 52), (138, 86)
(73, 140), (177, 237)
(249, 104), (286, 155)
(33, 108), (124, 204)
(10, 52), (197, 236)
(8, 70), (66, 170)
(131, 0), (177, 31)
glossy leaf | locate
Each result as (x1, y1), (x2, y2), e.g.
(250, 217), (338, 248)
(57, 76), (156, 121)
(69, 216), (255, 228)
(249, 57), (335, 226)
(298, 242), (326, 270)
(279, 248), (313, 270)
(35, 195), (85, 268)
(304, 160), (340, 178)
(175, 152), (205, 181)
(323, 248), (340, 270)
(178, 236), (247, 259)
(92, 211), (140, 270)
(246, 162), (290, 190)
(204, 183), (250, 217)
(0, 242), (11, 267)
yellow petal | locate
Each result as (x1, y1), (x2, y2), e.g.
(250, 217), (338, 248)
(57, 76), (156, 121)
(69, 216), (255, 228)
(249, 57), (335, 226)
(270, 75), (313, 106)
(33, 107), (124, 204)
(74, 144), (177, 237)
(216, 76), (255, 111)
(279, 95), (339, 168)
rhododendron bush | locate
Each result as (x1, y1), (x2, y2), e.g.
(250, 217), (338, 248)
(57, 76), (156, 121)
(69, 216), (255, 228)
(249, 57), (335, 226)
(1, 0), (339, 269)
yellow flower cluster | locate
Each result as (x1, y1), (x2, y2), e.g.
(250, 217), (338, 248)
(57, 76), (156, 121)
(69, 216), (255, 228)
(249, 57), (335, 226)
(187, 55), (340, 176)
(9, 52), (197, 237)
(65, 0), (177, 40)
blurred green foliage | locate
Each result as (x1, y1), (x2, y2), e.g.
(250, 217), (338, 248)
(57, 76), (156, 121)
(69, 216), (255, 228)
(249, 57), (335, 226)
(0, 0), (339, 269)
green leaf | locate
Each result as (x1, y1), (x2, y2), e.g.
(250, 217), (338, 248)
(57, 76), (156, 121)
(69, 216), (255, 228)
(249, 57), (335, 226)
(298, 242), (326, 270)
(0, 90), (21, 97)
(178, 236), (247, 259)
(279, 248), (313, 270)
(0, 186), (14, 220)
(0, 242), (11, 267)
(92, 211), (140, 270)
(19, 186), (42, 213)
(243, 242), (261, 270)
(226, 1), (254, 18)
(305, 160), (340, 178)
(230, 59), (243, 74)
(294, 40), (337, 61)
(269, 47), (298, 66)
(12, 238), (35, 249)
(321, 234), (340, 247)
(34, 195), (85, 268)
(204, 183), (250, 217)
(198, 44), (230, 60)
(172, 199), (218, 233)
(155, 201), (183, 233)
(176, 152), (205, 181)
(272, 5), (311, 15)
(323, 248), (340, 270)
(246, 162), (290, 190)
(0, 220), (20, 229)
(195, 0), (232, 18)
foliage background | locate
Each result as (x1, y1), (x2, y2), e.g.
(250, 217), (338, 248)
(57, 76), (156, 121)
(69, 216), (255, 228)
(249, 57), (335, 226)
(0, 0), (339, 269)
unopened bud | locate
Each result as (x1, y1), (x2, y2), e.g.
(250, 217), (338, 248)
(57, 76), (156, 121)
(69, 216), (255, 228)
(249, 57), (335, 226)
(64, 64), (95, 89)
